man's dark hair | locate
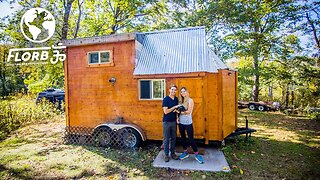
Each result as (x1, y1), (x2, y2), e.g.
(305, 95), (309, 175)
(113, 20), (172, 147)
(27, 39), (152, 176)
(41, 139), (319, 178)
(170, 84), (177, 89)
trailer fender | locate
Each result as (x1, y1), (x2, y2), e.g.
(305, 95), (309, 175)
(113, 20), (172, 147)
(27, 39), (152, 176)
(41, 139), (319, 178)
(94, 123), (147, 141)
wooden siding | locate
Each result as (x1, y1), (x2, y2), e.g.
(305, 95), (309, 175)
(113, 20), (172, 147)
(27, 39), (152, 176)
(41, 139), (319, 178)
(176, 78), (204, 139)
(205, 73), (222, 140)
(65, 40), (238, 142)
(221, 70), (237, 139)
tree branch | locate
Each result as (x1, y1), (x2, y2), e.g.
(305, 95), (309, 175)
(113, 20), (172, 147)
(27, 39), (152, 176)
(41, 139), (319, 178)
(306, 12), (320, 49)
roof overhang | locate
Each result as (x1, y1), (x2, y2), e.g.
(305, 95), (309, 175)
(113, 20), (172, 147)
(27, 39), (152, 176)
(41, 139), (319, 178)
(62, 33), (136, 47)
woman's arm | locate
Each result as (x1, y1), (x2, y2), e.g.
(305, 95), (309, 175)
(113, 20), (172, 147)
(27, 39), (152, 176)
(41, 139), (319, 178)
(181, 99), (194, 115)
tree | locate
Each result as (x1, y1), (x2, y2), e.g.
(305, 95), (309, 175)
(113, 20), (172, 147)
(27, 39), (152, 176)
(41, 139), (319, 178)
(76, 0), (166, 37)
(295, 1), (320, 67)
(207, 0), (295, 101)
(1, 0), (67, 94)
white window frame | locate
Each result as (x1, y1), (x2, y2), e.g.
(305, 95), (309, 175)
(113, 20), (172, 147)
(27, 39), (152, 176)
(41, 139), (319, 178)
(88, 50), (111, 64)
(138, 79), (166, 100)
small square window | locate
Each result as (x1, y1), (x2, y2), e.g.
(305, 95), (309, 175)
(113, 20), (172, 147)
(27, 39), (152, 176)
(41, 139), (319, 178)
(140, 80), (151, 99)
(153, 80), (164, 99)
(100, 52), (110, 63)
(139, 79), (165, 100)
(89, 53), (99, 64)
(88, 51), (112, 65)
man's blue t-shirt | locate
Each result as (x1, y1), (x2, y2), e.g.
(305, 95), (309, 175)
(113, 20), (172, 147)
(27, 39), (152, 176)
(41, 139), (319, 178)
(162, 96), (178, 122)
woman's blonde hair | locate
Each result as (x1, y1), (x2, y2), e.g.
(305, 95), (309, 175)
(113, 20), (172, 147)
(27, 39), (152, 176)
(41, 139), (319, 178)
(180, 87), (188, 103)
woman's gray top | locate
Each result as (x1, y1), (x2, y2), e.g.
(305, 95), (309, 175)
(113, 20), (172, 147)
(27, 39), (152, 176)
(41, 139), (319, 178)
(179, 98), (192, 125)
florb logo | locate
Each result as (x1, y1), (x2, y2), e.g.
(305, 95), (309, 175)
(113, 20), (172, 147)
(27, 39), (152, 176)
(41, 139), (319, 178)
(7, 7), (66, 65)
(20, 8), (55, 43)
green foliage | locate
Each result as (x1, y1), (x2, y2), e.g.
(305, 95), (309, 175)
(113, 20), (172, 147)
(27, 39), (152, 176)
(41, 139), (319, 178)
(0, 45), (26, 98)
(309, 112), (320, 121)
(0, 94), (61, 140)
(70, 0), (166, 37)
(1, 0), (319, 108)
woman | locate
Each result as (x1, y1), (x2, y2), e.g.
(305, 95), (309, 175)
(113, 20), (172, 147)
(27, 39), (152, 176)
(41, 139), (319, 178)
(177, 87), (204, 164)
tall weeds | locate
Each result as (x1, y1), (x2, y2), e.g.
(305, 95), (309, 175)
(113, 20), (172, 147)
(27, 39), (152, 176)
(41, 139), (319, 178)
(0, 94), (63, 140)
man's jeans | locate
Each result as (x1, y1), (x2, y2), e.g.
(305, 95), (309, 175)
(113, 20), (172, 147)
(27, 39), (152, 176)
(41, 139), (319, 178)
(163, 121), (176, 155)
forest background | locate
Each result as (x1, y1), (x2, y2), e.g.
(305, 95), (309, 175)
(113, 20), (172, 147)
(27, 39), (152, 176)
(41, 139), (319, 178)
(0, 0), (319, 111)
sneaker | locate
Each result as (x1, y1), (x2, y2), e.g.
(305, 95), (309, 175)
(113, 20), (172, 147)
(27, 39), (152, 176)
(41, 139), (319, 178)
(195, 154), (204, 164)
(171, 153), (179, 160)
(179, 152), (189, 160)
(164, 155), (170, 162)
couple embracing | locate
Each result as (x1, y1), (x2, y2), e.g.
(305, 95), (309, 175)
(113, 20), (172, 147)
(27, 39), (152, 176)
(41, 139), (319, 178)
(162, 84), (204, 164)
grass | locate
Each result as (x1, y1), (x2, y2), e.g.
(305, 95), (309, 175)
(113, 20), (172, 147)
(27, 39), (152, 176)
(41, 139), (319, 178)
(0, 109), (319, 179)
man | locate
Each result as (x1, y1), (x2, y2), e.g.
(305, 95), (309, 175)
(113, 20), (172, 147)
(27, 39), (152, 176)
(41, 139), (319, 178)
(162, 84), (180, 162)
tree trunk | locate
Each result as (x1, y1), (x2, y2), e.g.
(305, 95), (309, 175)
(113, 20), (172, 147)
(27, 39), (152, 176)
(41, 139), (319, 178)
(268, 85), (273, 100)
(291, 87), (294, 108)
(285, 85), (289, 109)
(252, 25), (260, 102)
(62, 0), (75, 40)
(0, 47), (8, 98)
(252, 46), (260, 102)
(74, 0), (83, 39)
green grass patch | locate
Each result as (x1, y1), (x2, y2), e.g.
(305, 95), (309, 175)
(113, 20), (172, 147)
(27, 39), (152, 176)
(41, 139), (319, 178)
(0, 137), (34, 148)
(0, 109), (319, 179)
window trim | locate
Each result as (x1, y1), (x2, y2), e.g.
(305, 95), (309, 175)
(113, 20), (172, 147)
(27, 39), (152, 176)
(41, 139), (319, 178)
(87, 50), (112, 66)
(138, 79), (166, 100)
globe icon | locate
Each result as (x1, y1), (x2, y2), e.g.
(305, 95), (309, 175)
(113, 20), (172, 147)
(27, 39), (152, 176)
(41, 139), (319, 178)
(20, 8), (55, 43)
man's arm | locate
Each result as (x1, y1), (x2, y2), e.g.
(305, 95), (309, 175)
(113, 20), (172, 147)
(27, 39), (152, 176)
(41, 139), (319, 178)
(163, 105), (179, 114)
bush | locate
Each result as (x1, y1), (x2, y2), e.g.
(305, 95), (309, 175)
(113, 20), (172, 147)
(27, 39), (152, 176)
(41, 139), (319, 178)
(0, 94), (62, 140)
(309, 112), (320, 121)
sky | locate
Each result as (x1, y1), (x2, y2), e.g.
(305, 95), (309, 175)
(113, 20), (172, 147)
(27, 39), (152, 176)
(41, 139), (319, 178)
(0, 1), (21, 19)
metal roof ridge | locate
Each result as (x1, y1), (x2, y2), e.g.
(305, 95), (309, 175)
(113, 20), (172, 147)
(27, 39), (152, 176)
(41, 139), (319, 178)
(62, 32), (136, 47)
(66, 32), (136, 41)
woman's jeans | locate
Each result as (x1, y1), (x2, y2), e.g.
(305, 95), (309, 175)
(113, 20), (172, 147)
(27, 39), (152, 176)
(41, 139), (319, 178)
(178, 123), (198, 152)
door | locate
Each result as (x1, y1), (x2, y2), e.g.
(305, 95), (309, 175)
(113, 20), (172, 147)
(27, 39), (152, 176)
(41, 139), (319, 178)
(176, 78), (204, 139)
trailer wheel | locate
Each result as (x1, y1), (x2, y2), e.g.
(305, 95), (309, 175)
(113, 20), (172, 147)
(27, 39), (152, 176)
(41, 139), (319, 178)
(258, 105), (265, 111)
(248, 104), (256, 111)
(120, 128), (142, 148)
(93, 127), (113, 147)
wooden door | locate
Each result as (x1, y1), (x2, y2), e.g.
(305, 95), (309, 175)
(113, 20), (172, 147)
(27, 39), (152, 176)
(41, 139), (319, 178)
(176, 78), (204, 139)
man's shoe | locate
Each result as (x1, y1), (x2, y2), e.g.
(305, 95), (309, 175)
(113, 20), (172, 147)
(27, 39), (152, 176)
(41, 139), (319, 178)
(179, 152), (189, 160)
(195, 154), (204, 164)
(164, 155), (170, 162)
(171, 153), (179, 160)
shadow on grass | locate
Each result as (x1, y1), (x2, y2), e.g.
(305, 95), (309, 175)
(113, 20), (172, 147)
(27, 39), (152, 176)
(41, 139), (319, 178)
(238, 110), (320, 146)
(224, 135), (320, 179)
(80, 141), (195, 179)
(0, 164), (33, 180)
(239, 109), (320, 132)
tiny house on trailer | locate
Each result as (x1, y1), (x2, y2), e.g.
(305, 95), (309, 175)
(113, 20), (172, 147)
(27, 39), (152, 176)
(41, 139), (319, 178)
(63, 27), (238, 148)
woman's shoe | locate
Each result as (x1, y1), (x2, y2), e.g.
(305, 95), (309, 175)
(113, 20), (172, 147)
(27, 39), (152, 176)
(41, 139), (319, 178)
(195, 154), (204, 164)
(179, 152), (189, 160)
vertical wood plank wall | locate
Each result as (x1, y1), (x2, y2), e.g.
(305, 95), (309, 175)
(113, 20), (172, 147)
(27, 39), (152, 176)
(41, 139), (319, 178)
(176, 78), (204, 139)
(205, 73), (222, 140)
(67, 40), (164, 140)
(221, 70), (237, 139)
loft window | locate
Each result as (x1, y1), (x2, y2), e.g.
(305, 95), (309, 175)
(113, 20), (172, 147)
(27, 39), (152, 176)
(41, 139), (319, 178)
(139, 79), (165, 100)
(88, 51), (111, 64)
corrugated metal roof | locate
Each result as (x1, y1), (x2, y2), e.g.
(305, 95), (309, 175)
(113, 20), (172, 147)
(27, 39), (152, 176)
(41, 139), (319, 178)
(133, 26), (227, 75)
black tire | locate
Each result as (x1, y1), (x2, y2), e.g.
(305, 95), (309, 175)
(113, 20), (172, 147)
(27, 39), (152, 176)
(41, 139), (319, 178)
(120, 128), (142, 148)
(248, 104), (256, 111)
(258, 105), (265, 111)
(93, 127), (113, 147)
